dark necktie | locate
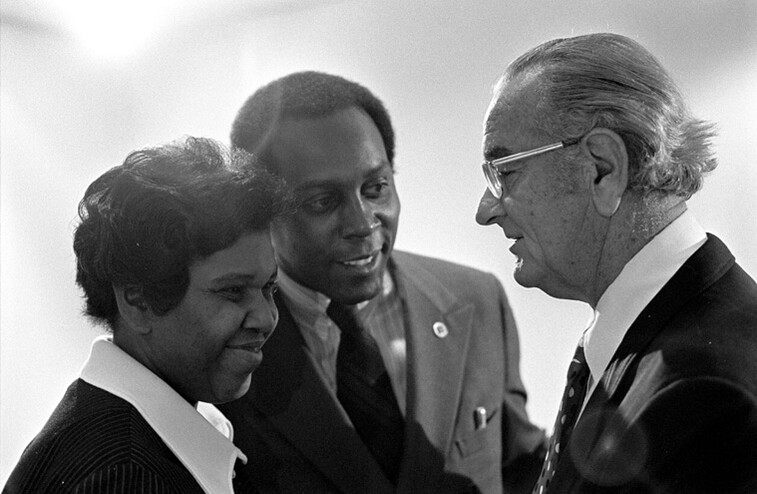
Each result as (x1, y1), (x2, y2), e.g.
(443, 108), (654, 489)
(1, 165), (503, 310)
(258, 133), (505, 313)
(533, 343), (590, 494)
(327, 301), (405, 485)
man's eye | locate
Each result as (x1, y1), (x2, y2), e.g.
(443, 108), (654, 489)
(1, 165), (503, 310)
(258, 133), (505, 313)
(497, 161), (526, 183)
(364, 179), (390, 198)
(262, 280), (279, 297)
(499, 169), (521, 189)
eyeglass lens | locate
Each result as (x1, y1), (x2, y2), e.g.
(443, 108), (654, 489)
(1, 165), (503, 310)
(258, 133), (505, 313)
(482, 162), (503, 199)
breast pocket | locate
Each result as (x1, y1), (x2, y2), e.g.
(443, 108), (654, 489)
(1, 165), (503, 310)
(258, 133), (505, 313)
(451, 406), (502, 485)
(454, 405), (500, 458)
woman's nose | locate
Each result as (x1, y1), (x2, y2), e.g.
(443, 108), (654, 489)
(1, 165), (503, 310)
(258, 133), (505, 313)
(244, 293), (278, 333)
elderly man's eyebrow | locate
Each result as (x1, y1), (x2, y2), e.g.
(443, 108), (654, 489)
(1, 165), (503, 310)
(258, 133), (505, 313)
(484, 145), (515, 162)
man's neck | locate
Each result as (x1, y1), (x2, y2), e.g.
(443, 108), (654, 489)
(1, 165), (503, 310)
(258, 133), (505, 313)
(588, 194), (687, 307)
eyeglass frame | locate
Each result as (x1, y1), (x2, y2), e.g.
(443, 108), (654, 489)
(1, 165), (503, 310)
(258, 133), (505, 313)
(481, 136), (582, 199)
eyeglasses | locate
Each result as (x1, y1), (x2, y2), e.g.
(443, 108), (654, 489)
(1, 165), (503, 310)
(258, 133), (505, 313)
(482, 136), (582, 199)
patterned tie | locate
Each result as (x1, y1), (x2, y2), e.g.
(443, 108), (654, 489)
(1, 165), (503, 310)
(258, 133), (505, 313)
(328, 301), (405, 485)
(533, 342), (590, 494)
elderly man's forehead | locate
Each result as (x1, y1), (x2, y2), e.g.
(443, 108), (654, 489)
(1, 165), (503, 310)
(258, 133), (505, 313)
(484, 96), (506, 129)
(485, 73), (542, 130)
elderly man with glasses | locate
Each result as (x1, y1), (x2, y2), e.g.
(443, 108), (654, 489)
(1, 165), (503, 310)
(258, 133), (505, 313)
(476, 33), (757, 493)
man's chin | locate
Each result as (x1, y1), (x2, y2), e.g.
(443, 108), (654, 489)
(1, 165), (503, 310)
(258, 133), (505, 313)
(329, 278), (383, 305)
(512, 262), (537, 289)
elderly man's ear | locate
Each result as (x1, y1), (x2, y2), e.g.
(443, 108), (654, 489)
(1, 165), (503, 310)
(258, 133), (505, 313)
(113, 285), (153, 335)
(581, 128), (629, 217)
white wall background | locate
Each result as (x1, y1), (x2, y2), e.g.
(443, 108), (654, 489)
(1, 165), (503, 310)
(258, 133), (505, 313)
(2, 0), (756, 484)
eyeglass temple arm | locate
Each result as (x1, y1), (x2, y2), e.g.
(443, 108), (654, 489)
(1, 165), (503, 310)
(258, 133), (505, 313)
(490, 136), (582, 167)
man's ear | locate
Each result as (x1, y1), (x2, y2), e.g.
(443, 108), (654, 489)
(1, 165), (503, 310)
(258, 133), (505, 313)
(581, 128), (629, 217)
(113, 285), (153, 335)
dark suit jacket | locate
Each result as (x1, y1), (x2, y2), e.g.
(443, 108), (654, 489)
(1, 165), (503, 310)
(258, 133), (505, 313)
(3, 380), (205, 494)
(550, 235), (757, 493)
(219, 250), (546, 494)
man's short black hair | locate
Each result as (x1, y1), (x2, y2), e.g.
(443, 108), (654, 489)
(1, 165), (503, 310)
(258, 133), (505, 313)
(230, 71), (395, 167)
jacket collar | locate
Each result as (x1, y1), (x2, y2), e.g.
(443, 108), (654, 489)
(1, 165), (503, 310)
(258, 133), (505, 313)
(591, 234), (735, 401)
(245, 252), (474, 492)
(391, 251), (474, 464)
(80, 335), (245, 494)
(584, 211), (707, 398)
(246, 292), (396, 493)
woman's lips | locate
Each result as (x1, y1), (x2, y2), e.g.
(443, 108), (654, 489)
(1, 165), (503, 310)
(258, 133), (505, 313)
(227, 338), (267, 354)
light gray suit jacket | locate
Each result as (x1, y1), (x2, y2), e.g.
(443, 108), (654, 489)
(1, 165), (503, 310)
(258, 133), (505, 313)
(219, 251), (545, 494)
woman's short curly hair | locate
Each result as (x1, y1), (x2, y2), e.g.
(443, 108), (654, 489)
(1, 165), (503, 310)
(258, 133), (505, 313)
(73, 136), (293, 329)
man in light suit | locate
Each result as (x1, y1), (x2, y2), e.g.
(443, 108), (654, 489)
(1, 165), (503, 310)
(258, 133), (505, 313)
(218, 71), (546, 493)
(476, 33), (757, 493)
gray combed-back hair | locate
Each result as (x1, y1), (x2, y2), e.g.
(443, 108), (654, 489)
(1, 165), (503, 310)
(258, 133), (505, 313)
(504, 33), (717, 199)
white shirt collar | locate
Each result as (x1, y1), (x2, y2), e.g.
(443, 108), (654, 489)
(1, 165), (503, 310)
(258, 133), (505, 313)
(80, 335), (246, 494)
(277, 269), (332, 326)
(583, 210), (707, 398)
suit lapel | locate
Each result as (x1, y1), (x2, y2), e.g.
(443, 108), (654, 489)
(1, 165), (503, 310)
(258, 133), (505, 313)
(391, 253), (474, 484)
(248, 293), (394, 494)
(591, 234), (735, 403)
(555, 235), (736, 490)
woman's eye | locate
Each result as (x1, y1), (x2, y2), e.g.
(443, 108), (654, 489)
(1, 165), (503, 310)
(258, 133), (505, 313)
(303, 194), (337, 213)
(216, 286), (245, 301)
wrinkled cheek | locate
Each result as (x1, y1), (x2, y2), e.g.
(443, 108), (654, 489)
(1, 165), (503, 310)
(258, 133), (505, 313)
(501, 196), (517, 212)
(540, 242), (583, 290)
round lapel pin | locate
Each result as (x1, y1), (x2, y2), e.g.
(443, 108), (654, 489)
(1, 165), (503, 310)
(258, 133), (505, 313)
(432, 321), (449, 338)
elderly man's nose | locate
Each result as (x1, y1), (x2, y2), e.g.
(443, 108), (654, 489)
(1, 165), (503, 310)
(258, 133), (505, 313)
(476, 189), (503, 226)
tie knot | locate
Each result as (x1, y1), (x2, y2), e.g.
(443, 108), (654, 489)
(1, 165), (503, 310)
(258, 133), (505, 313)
(327, 301), (360, 334)
(567, 344), (589, 383)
